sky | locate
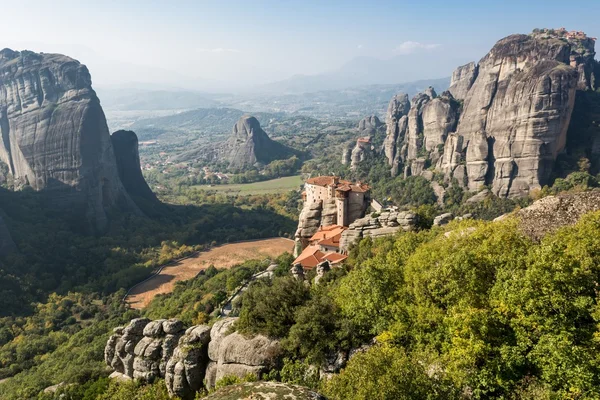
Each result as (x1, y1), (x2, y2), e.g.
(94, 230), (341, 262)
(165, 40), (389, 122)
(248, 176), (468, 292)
(1, 0), (600, 92)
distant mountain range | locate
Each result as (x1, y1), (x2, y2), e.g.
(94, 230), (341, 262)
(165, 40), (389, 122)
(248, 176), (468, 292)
(99, 77), (451, 123)
(250, 52), (461, 95)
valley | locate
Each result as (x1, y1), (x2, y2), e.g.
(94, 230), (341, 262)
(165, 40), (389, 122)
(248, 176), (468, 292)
(1, 9), (600, 400)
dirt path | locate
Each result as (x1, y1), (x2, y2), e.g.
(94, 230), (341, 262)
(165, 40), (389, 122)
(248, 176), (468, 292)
(125, 238), (294, 309)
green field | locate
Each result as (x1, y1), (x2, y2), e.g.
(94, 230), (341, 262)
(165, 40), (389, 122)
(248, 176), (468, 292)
(194, 175), (304, 195)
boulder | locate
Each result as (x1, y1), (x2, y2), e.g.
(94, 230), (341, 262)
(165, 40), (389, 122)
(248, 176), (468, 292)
(433, 213), (454, 227)
(205, 318), (281, 389)
(165, 325), (211, 400)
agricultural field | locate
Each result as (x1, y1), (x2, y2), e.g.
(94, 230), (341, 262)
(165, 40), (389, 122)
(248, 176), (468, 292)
(125, 237), (295, 309)
(193, 175), (304, 195)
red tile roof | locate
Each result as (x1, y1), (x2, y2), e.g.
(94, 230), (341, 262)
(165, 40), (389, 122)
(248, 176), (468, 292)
(319, 234), (342, 248)
(293, 245), (325, 269)
(323, 253), (348, 264)
(309, 225), (346, 242)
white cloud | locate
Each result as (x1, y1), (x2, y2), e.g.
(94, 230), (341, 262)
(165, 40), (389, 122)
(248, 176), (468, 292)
(393, 41), (440, 55)
(357, 44), (363, 49)
(197, 48), (242, 53)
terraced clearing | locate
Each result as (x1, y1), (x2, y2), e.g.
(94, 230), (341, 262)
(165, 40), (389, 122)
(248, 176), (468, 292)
(194, 175), (303, 195)
(125, 237), (294, 309)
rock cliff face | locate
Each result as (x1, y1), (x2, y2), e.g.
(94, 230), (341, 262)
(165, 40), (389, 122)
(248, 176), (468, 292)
(342, 116), (384, 169)
(111, 130), (157, 204)
(105, 317), (280, 399)
(383, 93), (411, 176)
(357, 115), (383, 136)
(226, 116), (295, 170)
(448, 62), (478, 100)
(384, 89), (460, 178)
(384, 30), (594, 198)
(0, 49), (140, 231)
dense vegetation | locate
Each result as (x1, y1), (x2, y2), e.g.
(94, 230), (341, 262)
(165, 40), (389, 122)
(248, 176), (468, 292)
(231, 212), (600, 399)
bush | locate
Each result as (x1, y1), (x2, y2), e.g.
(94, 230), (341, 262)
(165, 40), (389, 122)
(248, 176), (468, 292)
(237, 277), (310, 338)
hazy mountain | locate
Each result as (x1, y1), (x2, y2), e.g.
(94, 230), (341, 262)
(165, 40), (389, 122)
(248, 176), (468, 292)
(96, 87), (224, 111)
(253, 52), (459, 94)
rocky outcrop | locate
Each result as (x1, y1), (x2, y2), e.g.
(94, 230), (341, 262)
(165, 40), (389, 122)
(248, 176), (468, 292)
(0, 49), (139, 231)
(358, 115), (383, 136)
(342, 116), (384, 169)
(340, 210), (418, 251)
(444, 34), (580, 197)
(295, 200), (323, 252)
(226, 116), (295, 170)
(165, 325), (211, 399)
(350, 137), (374, 169)
(505, 189), (600, 240)
(111, 130), (157, 204)
(106, 317), (281, 398)
(384, 89), (460, 178)
(205, 318), (281, 389)
(383, 93), (411, 176)
(448, 62), (478, 100)
(203, 382), (325, 400)
(104, 318), (185, 382)
(384, 30), (595, 198)
(433, 213), (453, 227)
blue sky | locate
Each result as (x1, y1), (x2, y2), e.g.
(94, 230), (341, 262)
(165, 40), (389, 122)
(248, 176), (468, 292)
(1, 0), (599, 90)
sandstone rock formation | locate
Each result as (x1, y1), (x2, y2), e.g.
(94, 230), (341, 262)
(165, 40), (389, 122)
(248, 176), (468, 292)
(358, 115), (383, 136)
(165, 324), (211, 399)
(226, 116), (295, 170)
(383, 93), (411, 176)
(111, 130), (157, 204)
(433, 213), (454, 227)
(104, 318), (186, 383)
(205, 317), (281, 389)
(349, 137), (374, 169)
(340, 210), (418, 251)
(383, 89), (460, 178)
(106, 317), (281, 398)
(384, 29), (597, 198)
(448, 62), (478, 100)
(0, 49), (140, 231)
(202, 381), (326, 400)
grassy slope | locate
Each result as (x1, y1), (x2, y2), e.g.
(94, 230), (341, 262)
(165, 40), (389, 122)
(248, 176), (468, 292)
(193, 175), (303, 195)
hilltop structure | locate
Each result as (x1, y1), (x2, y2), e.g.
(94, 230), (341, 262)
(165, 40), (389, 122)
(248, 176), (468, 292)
(294, 176), (370, 258)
